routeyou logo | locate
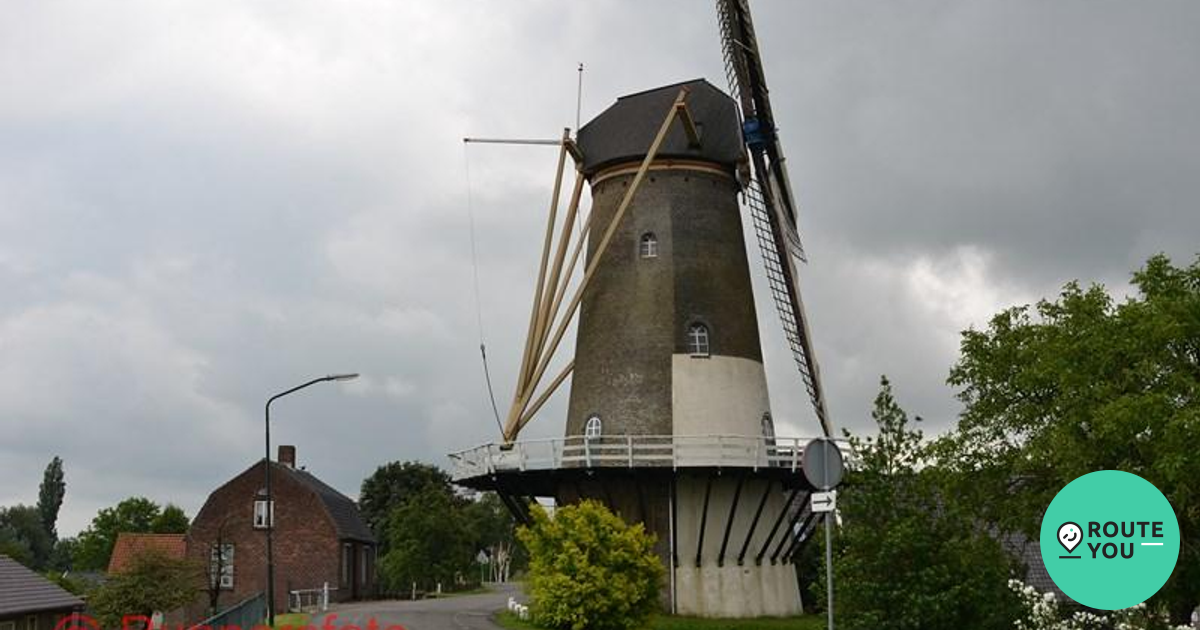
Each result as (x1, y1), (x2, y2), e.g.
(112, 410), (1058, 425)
(1041, 470), (1180, 609)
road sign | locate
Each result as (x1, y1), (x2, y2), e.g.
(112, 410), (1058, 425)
(803, 438), (845, 491)
(476, 550), (490, 564)
(812, 491), (836, 513)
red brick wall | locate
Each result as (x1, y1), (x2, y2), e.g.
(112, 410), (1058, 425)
(185, 461), (341, 621)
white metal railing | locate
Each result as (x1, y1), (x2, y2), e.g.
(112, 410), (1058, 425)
(447, 434), (851, 481)
(288, 582), (336, 613)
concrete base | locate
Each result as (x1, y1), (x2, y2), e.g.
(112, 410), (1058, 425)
(674, 563), (802, 617)
(669, 474), (805, 617)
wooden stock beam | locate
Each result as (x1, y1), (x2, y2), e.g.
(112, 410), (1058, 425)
(513, 128), (571, 397)
(531, 171), (586, 365)
(504, 128), (571, 439)
(516, 360), (575, 432)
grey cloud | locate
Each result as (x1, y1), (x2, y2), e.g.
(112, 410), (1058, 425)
(0, 1), (1195, 535)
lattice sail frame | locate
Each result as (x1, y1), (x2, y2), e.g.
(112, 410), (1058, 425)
(717, 0), (833, 436)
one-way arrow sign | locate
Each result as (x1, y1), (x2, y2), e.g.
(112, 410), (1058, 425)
(811, 491), (836, 513)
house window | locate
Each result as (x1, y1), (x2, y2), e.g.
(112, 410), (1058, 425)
(253, 500), (274, 529)
(761, 413), (775, 439)
(26, 617), (37, 630)
(342, 543), (353, 586)
(361, 546), (371, 584)
(687, 323), (710, 356)
(2, 621), (17, 630)
(639, 233), (658, 258)
(584, 415), (602, 439)
(210, 544), (235, 590)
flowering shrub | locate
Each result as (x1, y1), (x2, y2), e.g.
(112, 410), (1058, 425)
(1009, 580), (1189, 630)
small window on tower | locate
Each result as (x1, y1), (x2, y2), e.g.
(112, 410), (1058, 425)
(639, 233), (658, 258)
(687, 323), (710, 357)
(585, 415), (602, 439)
(761, 412), (775, 439)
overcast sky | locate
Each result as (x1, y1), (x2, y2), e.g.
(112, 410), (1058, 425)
(2, 1), (1197, 537)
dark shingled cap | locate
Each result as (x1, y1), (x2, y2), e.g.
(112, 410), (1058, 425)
(577, 79), (745, 176)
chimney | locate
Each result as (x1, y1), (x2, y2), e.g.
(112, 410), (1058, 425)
(278, 445), (296, 469)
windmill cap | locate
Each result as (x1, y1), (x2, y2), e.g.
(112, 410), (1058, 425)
(577, 78), (745, 176)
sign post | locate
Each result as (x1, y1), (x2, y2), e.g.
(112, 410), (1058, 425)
(803, 439), (845, 630)
(477, 550), (490, 585)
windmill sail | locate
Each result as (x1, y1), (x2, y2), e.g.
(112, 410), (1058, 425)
(717, 0), (833, 437)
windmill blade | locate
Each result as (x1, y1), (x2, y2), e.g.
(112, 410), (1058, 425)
(718, 0), (833, 436)
(743, 173), (832, 437)
(717, 0), (805, 261)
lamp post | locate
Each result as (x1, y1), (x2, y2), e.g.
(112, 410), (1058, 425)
(264, 373), (358, 626)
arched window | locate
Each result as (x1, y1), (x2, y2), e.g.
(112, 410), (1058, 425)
(687, 323), (710, 356)
(584, 415), (602, 439)
(639, 233), (658, 258)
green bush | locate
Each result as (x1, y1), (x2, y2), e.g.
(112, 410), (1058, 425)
(87, 549), (200, 629)
(517, 500), (663, 630)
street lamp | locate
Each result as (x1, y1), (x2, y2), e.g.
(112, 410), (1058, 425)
(264, 373), (358, 626)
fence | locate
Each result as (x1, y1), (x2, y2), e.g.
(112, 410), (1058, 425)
(289, 583), (336, 613)
(448, 434), (851, 481)
(188, 593), (265, 630)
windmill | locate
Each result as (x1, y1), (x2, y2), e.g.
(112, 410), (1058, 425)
(451, 0), (843, 618)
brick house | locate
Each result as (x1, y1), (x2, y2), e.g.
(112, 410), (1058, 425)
(185, 446), (376, 618)
(0, 555), (84, 630)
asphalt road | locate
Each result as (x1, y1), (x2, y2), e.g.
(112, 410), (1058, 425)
(312, 584), (523, 630)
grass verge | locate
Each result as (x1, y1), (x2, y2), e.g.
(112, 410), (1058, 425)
(269, 613), (311, 630)
(495, 610), (825, 630)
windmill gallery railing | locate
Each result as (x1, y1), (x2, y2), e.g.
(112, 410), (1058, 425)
(448, 434), (851, 482)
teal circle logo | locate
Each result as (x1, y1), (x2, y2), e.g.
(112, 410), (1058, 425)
(1041, 470), (1180, 609)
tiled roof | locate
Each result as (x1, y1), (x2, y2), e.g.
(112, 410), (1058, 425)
(0, 554), (84, 616)
(283, 465), (376, 544)
(107, 533), (187, 574)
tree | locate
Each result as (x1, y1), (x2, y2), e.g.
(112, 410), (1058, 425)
(0, 505), (54, 570)
(202, 517), (233, 617)
(88, 549), (201, 630)
(462, 492), (524, 582)
(938, 254), (1200, 621)
(0, 524), (35, 567)
(378, 487), (474, 594)
(74, 497), (163, 571)
(48, 537), (78, 572)
(359, 461), (455, 543)
(834, 377), (1020, 630)
(37, 457), (65, 541)
(152, 505), (189, 534)
(517, 500), (662, 630)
